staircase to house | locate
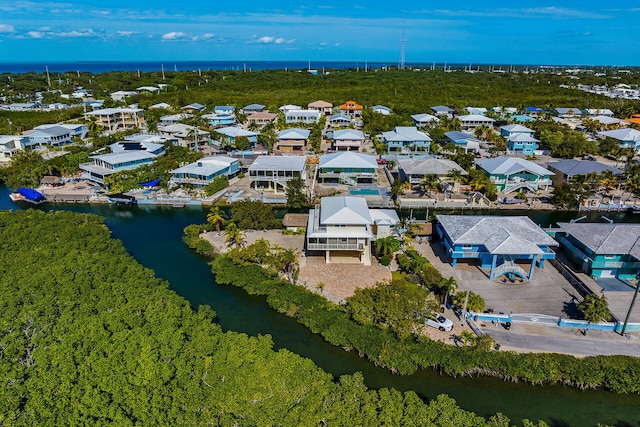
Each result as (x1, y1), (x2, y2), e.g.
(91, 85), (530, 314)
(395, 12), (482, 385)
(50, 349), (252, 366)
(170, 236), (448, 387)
(493, 260), (528, 280)
(502, 181), (536, 195)
(339, 173), (357, 186)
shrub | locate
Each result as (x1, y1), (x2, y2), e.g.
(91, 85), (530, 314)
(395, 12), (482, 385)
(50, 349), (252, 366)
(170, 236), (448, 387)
(379, 255), (392, 266)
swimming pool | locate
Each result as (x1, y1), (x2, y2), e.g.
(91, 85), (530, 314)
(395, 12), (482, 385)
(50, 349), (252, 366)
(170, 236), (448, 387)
(349, 188), (379, 196)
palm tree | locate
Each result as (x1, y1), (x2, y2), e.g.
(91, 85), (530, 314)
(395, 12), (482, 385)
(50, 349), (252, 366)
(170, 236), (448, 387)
(419, 174), (442, 197)
(277, 247), (298, 280)
(223, 222), (246, 248)
(446, 168), (465, 193)
(206, 207), (226, 232)
(577, 294), (610, 323)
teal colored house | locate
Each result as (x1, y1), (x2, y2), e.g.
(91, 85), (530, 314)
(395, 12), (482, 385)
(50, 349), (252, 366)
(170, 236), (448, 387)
(477, 156), (554, 194)
(556, 223), (640, 280)
(500, 124), (538, 155)
(436, 215), (558, 280)
(381, 126), (431, 153)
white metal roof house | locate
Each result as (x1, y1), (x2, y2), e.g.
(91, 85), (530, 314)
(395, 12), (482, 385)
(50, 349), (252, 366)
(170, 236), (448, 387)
(372, 105), (391, 115)
(397, 157), (468, 188)
(306, 196), (399, 265)
(248, 155), (306, 194)
(436, 215), (558, 280)
(0, 135), (27, 164)
(277, 128), (311, 153)
(332, 129), (365, 151)
(24, 126), (73, 147)
(285, 109), (321, 124)
(381, 126), (432, 153)
(586, 108), (614, 117)
(241, 104), (266, 115)
(318, 151), (378, 185)
(597, 128), (640, 152)
(431, 105), (454, 118)
(169, 156), (240, 187)
(458, 114), (495, 131)
(160, 113), (192, 126)
(84, 108), (145, 133)
(444, 131), (481, 152)
(465, 107), (488, 116)
(328, 113), (353, 128)
(279, 104), (302, 113)
(547, 159), (622, 186)
(158, 123), (209, 149)
(411, 113), (439, 128)
(555, 107), (583, 118)
(477, 156), (554, 194)
(80, 142), (165, 185)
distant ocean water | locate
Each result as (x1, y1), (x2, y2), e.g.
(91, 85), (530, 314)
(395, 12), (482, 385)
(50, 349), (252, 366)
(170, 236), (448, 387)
(0, 60), (412, 74)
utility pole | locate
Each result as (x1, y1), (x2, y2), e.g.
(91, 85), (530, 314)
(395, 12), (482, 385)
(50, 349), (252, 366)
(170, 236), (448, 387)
(461, 289), (470, 325)
(621, 278), (640, 336)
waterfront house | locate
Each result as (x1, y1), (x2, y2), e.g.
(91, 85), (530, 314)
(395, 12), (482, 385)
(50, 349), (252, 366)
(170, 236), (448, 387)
(547, 159), (622, 186)
(328, 113), (352, 128)
(397, 157), (467, 191)
(241, 104), (266, 115)
(169, 156), (239, 188)
(80, 141), (165, 185)
(285, 109), (321, 124)
(431, 105), (454, 118)
(308, 100), (333, 115)
(477, 157), (554, 193)
(306, 196), (399, 265)
(444, 131), (481, 153)
(277, 128), (310, 153)
(458, 114), (495, 131)
(338, 100), (363, 118)
(248, 155), (306, 194)
(372, 105), (391, 116)
(0, 135), (27, 164)
(318, 151), (378, 185)
(436, 215), (558, 280)
(556, 222), (640, 280)
(381, 126), (431, 153)
(500, 124), (538, 155)
(331, 129), (365, 151)
(246, 112), (278, 128)
(597, 128), (640, 152)
(411, 113), (439, 128)
(24, 126), (73, 147)
(84, 108), (145, 132)
(202, 112), (236, 127)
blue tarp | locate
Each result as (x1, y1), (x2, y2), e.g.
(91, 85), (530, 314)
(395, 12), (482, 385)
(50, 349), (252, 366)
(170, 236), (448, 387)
(17, 188), (46, 202)
(139, 178), (162, 187)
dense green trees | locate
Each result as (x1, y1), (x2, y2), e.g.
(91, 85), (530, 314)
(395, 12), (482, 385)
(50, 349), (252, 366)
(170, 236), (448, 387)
(578, 294), (611, 323)
(229, 199), (281, 229)
(1, 209), (539, 426)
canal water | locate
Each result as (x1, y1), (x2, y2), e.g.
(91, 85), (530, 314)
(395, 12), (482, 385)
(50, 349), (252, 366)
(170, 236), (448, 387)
(2, 186), (639, 426)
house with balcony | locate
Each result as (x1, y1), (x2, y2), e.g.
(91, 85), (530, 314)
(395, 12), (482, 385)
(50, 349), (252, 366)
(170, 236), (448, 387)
(328, 114), (352, 128)
(202, 112), (236, 127)
(246, 112), (278, 128)
(285, 109), (321, 124)
(555, 107), (583, 119)
(318, 151), (378, 185)
(182, 103), (206, 112)
(500, 124), (539, 155)
(586, 108), (614, 117)
(477, 156), (554, 194)
(214, 127), (258, 149)
(169, 156), (239, 188)
(84, 108), (145, 132)
(33, 123), (88, 139)
(277, 128), (310, 153)
(597, 128), (640, 152)
(397, 157), (467, 191)
(214, 106), (235, 115)
(241, 104), (266, 115)
(24, 126), (73, 147)
(458, 114), (495, 131)
(444, 131), (481, 153)
(436, 215), (558, 280)
(465, 107), (488, 116)
(556, 222), (640, 280)
(80, 142), (165, 185)
(248, 155), (306, 194)
(431, 105), (454, 118)
(160, 113), (192, 126)
(0, 135), (27, 164)
(332, 129), (365, 151)
(381, 126), (431, 153)
(279, 104), (302, 113)
(157, 123), (209, 149)
(546, 159), (622, 186)
(411, 113), (439, 128)
(308, 100), (333, 115)
(338, 100), (363, 118)
(306, 196), (399, 265)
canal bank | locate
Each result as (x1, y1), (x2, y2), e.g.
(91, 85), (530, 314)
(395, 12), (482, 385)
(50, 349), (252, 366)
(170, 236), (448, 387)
(2, 185), (640, 426)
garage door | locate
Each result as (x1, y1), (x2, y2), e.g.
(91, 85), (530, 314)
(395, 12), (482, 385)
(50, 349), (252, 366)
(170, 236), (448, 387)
(600, 269), (617, 278)
(329, 251), (361, 264)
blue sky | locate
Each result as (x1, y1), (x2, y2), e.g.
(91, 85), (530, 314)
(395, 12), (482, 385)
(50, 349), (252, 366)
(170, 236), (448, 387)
(0, 1), (638, 65)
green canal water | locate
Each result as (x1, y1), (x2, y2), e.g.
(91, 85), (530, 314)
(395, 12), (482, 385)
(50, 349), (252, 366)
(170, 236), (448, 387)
(2, 186), (640, 426)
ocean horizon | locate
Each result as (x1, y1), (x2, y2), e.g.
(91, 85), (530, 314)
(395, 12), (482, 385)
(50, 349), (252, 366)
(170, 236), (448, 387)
(1, 60), (636, 75)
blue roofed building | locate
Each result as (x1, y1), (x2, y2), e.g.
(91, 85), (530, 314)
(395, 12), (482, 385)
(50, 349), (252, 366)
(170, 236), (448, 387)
(214, 106), (235, 115)
(444, 131), (481, 153)
(597, 128), (640, 152)
(318, 151), (378, 185)
(277, 128), (310, 153)
(431, 105), (454, 118)
(24, 126), (73, 147)
(500, 124), (539, 155)
(546, 159), (622, 186)
(214, 126), (258, 148)
(203, 112), (236, 127)
(169, 156), (239, 188)
(381, 126), (431, 153)
(411, 113), (439, 128)
(328, 113), (352, 128)
(436, 215), (558, 280)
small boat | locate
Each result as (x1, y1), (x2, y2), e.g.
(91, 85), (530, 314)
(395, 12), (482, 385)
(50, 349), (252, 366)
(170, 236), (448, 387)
(107, 193), (136, 206)
(10, 188), (47, 204)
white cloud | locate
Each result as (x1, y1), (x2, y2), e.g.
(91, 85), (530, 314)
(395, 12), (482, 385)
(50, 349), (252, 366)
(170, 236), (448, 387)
(26, 31), (44, 38)
(117, 31), (137, 37)
(55, 29), (97, 38)
(162, 31), (187, 40)
(255, 35), (295, 44)
(192, 33), (214, 41)
(0, 24), (15, 32)
(256, 36), (275, 43)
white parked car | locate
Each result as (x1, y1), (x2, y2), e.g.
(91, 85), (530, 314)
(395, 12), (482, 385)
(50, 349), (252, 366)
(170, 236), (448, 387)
(425, 314), (454, 332)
